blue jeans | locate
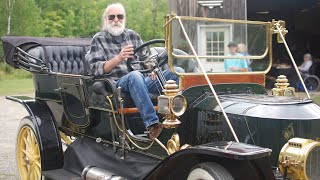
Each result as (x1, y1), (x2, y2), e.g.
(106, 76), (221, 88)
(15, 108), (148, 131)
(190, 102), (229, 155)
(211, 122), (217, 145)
(116, 67), (184, 128)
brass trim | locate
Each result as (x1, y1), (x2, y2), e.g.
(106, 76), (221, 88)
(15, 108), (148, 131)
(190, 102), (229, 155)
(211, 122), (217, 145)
(175, 15), (271, 25)
(165, 13), (273, 76)
(59, 131), (72, 145)
(172, 47), (269, 60)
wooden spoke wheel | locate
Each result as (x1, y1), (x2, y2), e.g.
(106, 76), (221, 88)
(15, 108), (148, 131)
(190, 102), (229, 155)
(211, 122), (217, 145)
(16, 118), (41, 180)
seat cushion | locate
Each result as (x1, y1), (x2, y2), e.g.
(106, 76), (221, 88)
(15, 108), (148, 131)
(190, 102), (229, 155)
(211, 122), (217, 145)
(27, 45), (90, 75)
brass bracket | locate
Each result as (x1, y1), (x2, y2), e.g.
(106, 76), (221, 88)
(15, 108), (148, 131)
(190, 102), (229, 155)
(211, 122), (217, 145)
(271, 20), (288, 43)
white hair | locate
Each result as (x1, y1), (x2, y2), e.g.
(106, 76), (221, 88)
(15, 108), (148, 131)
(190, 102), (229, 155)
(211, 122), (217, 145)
(101, 3), (126, 31)
(304, 53), (312, 61)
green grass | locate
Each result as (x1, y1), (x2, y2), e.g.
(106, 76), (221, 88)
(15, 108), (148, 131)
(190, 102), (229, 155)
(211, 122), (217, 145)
(0, 78), (34, 96)
(311, 94), (320, 105)
(0, 62), (32, 80)
(0, 61), (34, 95)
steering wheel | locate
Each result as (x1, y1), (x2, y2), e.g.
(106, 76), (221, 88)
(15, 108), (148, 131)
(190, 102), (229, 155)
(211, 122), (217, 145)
(127, 39), (167, 73)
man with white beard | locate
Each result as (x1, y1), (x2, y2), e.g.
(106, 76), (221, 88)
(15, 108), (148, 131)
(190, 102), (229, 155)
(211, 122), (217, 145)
(89, 3), (182, 140)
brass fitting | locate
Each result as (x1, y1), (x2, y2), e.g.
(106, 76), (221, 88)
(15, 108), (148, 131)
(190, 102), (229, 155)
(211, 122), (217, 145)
(167, 133), (191, 155)
(159, 80), (187, 129)
(272, 75), (295, 96)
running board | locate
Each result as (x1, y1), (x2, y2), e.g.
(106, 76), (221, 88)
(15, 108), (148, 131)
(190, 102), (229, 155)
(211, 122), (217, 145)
(42, 169), (81, 180)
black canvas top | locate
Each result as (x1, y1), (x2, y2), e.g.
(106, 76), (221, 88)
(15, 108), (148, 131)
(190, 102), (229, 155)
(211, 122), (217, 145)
(1, 36), (91, 47)
(1, 36), (91, 67)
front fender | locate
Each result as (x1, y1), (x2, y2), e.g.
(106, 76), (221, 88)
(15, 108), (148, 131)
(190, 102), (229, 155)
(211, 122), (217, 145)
(6, 95), (64, 171)
(145, 141), (275, 180)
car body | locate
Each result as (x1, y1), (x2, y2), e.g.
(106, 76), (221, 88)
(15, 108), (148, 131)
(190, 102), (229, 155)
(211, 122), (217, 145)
(2, 14), (320, 180)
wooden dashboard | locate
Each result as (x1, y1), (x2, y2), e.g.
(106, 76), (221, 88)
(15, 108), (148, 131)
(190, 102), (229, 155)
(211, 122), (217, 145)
(179, 74), (265, 90)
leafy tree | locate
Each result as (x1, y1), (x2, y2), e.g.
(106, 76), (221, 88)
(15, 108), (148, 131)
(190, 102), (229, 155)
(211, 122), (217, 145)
(0, 0), (169, 61)
(0, 0), (43, 60)
(11, 0), (43, 36)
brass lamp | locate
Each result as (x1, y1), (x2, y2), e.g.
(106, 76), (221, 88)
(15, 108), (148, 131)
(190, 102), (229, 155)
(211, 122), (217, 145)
(158, 80), (187, 129)
(272, 75), (295, 97)
(279, 138), (320, 179)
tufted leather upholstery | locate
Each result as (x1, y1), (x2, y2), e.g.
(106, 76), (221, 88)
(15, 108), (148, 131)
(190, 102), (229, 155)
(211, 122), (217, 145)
(27, 45), (90, 75)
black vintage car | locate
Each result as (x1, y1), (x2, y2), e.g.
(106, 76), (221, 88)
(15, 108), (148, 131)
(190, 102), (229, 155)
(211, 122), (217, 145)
(2, 14), (320, 180)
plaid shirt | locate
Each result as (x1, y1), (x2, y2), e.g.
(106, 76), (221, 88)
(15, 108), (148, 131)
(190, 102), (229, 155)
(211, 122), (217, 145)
(88, 29), (144, 81)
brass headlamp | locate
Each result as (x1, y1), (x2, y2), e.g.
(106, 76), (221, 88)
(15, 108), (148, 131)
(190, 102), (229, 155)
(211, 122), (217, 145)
(158, 80), (187, 128)
(279, 138), (320, 179)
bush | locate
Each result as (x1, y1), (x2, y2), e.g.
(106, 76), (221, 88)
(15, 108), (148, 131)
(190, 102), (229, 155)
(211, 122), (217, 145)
(0, 62), (32, 80)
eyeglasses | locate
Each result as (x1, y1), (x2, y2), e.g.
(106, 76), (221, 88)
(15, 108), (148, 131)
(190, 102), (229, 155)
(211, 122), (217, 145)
(108, 14), (124, 20)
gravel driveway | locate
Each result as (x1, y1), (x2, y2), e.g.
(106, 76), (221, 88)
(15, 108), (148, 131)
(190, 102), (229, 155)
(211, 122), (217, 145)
(0, 94), (33, 180)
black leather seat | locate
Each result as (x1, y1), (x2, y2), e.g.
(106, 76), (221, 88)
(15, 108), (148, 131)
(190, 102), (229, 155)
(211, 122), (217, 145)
(27, 45), (90, 75)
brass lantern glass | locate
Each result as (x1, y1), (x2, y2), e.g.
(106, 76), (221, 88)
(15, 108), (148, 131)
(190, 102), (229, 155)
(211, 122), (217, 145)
(278, 138), (320, 179)
(171, 95), (187, 116)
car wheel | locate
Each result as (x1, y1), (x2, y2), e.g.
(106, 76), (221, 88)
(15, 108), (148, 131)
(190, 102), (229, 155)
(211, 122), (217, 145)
(304, 75), (320, 91)
(187, 162), (234, 180)
(16, 116), (42, 180)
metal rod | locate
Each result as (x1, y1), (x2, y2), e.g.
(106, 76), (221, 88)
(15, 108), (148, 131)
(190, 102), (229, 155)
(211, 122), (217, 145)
(177, 18), (239, 142)
(154, 138), (169, 155)
(117, 87), (126, 159)
(17, 47), (45, 64)
(275, 23), (311, 99)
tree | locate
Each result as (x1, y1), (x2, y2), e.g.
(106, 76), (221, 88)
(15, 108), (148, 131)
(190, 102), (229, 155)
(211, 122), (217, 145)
(5, 0), (15, 35)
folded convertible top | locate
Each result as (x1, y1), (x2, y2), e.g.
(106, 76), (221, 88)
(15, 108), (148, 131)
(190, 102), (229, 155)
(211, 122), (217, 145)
(1, 36), (91, 67)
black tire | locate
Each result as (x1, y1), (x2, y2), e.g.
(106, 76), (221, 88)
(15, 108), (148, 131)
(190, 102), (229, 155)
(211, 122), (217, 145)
(187, 162), (234, 180)
(304, 75), (320, 91)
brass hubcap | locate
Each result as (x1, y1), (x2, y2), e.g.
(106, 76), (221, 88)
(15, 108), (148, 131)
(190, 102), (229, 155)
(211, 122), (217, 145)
(17, 126), (41, 180)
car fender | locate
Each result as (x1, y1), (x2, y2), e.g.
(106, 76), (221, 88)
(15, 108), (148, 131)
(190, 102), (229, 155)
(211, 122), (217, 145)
(145, 142), (275, 180)
(6, 96), (64, 171)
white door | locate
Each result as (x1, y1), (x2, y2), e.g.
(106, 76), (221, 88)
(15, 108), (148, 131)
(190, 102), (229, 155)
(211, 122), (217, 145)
(198, 25), (231, 72)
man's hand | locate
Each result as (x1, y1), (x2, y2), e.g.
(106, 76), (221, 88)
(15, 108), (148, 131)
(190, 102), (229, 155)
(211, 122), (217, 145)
(117, 45), (134, 61)
(103, 45), (134, 73)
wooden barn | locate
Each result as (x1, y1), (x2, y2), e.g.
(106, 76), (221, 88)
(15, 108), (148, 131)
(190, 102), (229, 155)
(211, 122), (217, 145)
(169, 0), (320, 68)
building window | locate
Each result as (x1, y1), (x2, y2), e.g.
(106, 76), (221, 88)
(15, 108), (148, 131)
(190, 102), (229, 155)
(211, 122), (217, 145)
(206, 31), (225, 62)
(198, 25), (232, 72)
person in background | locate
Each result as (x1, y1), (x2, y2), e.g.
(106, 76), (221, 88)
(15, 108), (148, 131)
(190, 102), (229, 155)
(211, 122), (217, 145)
(298, 53), (313, 74)
(224, 41), (248, 72)
(237, 43), (252, 71)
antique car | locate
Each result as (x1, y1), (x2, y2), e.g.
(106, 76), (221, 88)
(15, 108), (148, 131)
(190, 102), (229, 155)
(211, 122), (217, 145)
(2, 13), (320, 180)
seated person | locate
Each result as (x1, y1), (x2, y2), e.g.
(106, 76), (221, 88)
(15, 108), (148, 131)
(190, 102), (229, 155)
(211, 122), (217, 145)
(224, 41), (248, 72)
(298, 53), (313, 75)
(88, 3), (182, 140)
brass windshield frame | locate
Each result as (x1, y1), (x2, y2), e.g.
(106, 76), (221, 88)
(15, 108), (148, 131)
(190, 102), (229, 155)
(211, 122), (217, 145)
(165, 14), (273, 75)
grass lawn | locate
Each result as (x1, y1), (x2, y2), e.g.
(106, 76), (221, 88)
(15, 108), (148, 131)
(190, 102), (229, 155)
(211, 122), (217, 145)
(312, 94), (320, 105)
(0, 78), (34, 96)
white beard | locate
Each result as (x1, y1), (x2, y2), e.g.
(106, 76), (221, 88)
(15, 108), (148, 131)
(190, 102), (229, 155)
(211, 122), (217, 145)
(106, 21), (125, 36)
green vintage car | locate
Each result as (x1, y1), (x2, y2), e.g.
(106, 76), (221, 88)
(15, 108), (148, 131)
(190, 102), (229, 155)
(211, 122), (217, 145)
(2, 13), (320, 180)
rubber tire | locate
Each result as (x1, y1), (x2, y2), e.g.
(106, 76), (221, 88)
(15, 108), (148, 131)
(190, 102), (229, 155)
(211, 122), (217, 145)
(187, 162), (234, 180)
(15, 116), (48, 180)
